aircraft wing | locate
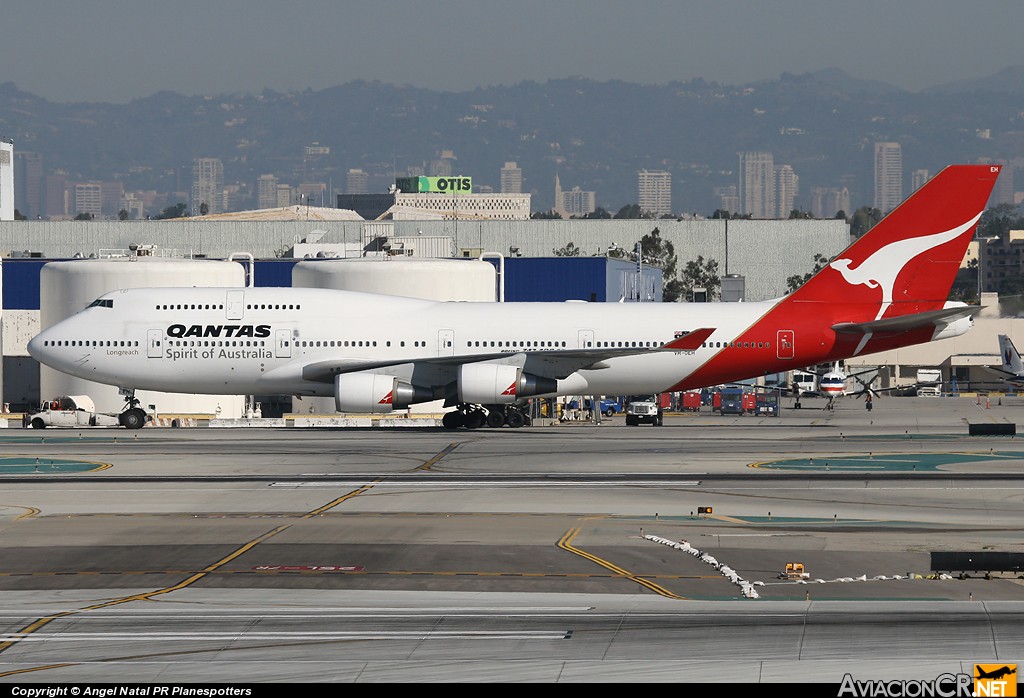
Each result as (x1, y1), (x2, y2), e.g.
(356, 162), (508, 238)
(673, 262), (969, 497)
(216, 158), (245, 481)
(300, 328), (715, 383)
(831, 305), (980, 335)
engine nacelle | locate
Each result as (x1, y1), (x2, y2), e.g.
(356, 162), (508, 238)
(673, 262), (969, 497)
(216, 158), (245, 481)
(335, 372), (427, 413)
(932, 302), (974, 341)
(457, 364), (558, 404)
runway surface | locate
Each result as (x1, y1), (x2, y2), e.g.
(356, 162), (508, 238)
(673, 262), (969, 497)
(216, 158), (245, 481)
(0, 396), (1022, 683)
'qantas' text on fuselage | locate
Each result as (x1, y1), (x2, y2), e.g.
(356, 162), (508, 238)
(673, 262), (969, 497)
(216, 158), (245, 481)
(166, 324), (272, 339)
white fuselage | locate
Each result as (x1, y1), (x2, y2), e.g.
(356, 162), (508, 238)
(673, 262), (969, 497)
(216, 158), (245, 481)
(29, 286), (789, 400)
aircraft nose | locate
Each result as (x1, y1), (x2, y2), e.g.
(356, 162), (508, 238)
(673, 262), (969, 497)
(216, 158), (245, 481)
(27, 331), (45, 362)
(27, 327), (58, 367)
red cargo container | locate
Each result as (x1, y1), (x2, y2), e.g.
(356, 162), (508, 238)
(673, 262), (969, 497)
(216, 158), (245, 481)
(742, 392), (757, 414)
(682, 391), (702, 412)
(659, 392), (671, 408)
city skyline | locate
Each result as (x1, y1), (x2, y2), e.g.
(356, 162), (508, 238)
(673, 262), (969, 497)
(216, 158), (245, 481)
(2, 1), (1023, 104)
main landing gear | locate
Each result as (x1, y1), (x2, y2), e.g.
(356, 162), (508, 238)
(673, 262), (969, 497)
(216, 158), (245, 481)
(442, 404), (531, 430)
(118, 389), (149, 430)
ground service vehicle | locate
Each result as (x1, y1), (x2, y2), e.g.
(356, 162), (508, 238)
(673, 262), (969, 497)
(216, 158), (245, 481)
(756, 393), (780, 416)
(916, 368), (942, 396)
(718, 387), (745, 415)
(25, 395), (148, 429)
(625, 395), (663, 426)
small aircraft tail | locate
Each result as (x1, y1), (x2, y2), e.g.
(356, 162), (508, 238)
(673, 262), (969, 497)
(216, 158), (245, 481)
(998, 334), (1024, 376)
(786, 165), (1001, 321)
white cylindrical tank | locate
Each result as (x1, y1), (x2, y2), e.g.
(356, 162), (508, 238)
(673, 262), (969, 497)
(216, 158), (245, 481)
(293, 257), (497, 413)
(292, 256), (496, 301)
(39, 256), (247, 418)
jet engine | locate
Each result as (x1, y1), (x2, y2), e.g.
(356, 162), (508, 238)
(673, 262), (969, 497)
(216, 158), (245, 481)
(932, 301), (974, 341)
(334, 372), (430, 413)
(457, 363), (557, 404)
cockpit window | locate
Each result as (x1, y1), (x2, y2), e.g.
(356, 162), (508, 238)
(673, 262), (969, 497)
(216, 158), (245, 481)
(87, 299), (114, 309)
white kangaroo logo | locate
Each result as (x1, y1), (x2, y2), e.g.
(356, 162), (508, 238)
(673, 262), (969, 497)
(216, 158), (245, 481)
(829, 213), (982, 321)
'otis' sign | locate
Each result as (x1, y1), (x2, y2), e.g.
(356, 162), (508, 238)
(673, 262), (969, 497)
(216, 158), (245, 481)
(395, 176), (473, 193)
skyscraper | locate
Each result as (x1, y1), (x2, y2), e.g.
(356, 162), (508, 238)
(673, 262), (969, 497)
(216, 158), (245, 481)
(562, 187), (596, 217)
(738, 152), (774, 218)
(0, 140), (12, 221)
(191, 157), (224, 215)
(72, 182), (103, 218)
(257, 174), (279, 209)
(500, 162), (522, 193)
(15, 150), (43, 219)
(873, 142), (903, 214)
(810, 187), (851, 219)
(346, 168), (369, 195)
(991, 164), (1015, 207)
(775, 165), (799, 218)
(911, 169), (930, 193)
(637, 169), (671, 217)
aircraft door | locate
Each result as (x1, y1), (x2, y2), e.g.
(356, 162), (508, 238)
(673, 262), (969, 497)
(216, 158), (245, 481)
(147, 329), (163, 358)
(275, 330), (292, 359)
(777, 330), (795, 359)
(438, 329), (455, 356)
(225, 290), (244, 320)
(578, 329), (595, 349)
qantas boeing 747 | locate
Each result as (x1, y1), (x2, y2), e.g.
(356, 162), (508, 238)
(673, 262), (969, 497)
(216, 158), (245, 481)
(28, 165), (1000, 429)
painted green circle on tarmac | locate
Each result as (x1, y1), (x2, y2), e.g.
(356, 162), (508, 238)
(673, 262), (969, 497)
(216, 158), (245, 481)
(0, 457), (110, 473)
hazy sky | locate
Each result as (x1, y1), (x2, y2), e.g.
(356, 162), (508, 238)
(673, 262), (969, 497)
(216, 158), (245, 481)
(4, 0), (1023, 103)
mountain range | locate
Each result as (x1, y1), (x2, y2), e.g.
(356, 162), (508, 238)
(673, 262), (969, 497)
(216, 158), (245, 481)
(2, 66), (1023, 215)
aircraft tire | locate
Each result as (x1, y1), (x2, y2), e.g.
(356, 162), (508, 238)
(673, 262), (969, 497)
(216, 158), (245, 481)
(120, 408), (147, 430)
(30, 418), (46, 429)
(485, 410), (506, 428)
(464, 410), (486, 429)
(505, 410), (525, 428)
(442, 411), (464, 430)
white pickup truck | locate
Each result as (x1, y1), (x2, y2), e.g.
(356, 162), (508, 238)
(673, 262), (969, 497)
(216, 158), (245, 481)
(25, 395), (148, 429)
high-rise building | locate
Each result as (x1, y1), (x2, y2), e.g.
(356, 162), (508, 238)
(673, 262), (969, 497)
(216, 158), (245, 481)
(738, 152), (774, 218)
(430, 150), (456, 177)
(713, 185), (739, 215)
(275, 184), (292, 207)
(809, 187), (851, 219)
(562, 187), (597, 217)
(101, 180), (124, 217)
(0, 140), (12, 221)
(191, 157), (224, 215)
(15, 151), (43, 219)
(911, 169), (930, 193)
(119, 193), (145, 220)
(44, 172), (68, 219)
(637, 169), (672, 217)
(72, 182), (103, 218)
(775, 165), (799, 218)
(257, 174), (279, 209)
(873, 142), (903, 214)
(991, 164), (1015, 207)
(500, 162), (523, 194)
(346, 169), (369, 195)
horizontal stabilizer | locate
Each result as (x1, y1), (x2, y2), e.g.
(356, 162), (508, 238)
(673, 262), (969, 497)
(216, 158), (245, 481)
(659, 328), (715, 351)
(832, 305), (980, 335)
